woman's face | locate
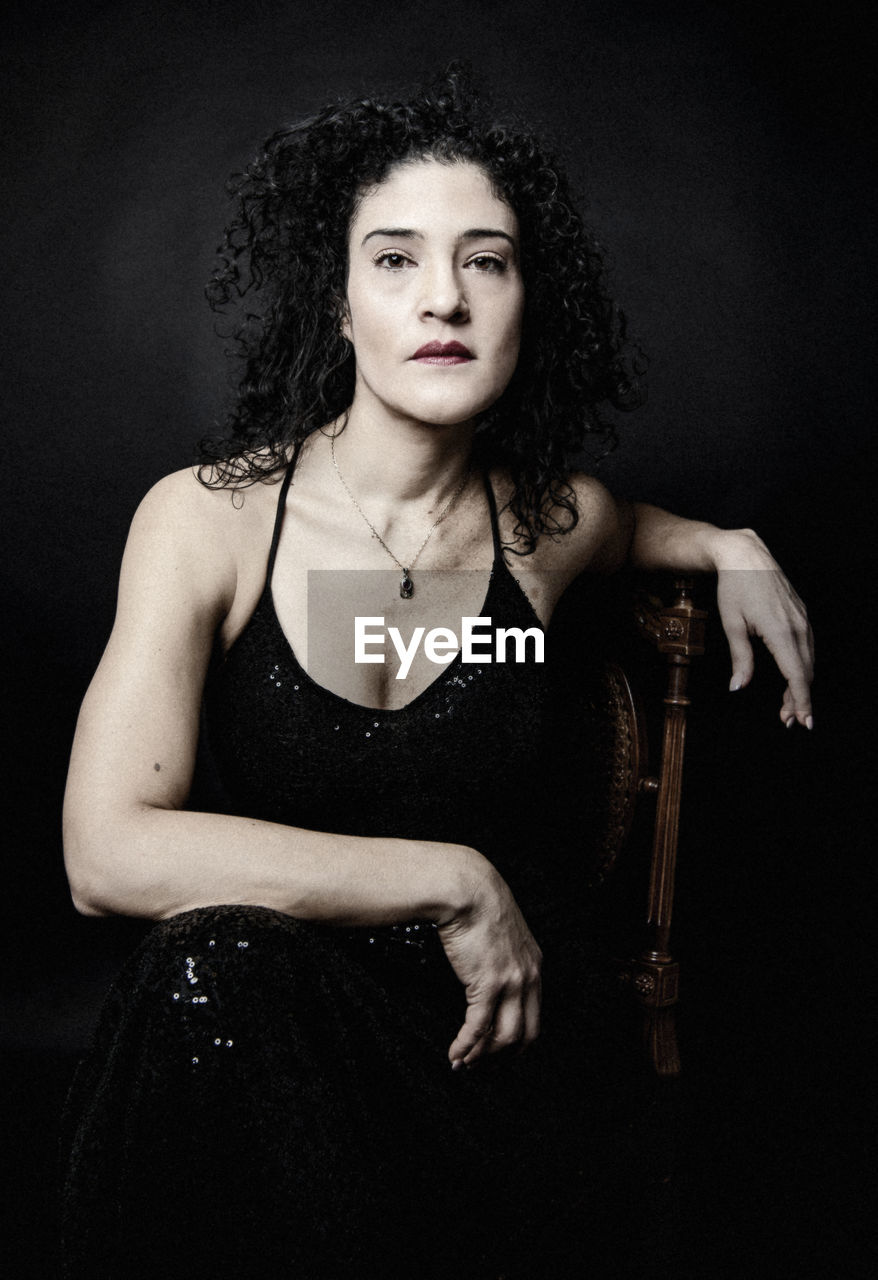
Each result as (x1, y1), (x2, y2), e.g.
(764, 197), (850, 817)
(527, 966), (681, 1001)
(343, 158), (524, 429)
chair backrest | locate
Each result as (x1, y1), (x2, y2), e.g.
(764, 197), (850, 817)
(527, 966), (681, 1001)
(561, 575), (707, 1076)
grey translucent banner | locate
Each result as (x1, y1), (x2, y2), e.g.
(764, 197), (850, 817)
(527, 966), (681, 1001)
(303, 569), (544, 708)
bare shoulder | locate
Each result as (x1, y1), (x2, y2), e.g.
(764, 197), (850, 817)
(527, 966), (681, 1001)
(567, 471), (621, 532)
(132, 466), (268, 539)
(121, 467), (279, 622)
(489, 467), (629, 573)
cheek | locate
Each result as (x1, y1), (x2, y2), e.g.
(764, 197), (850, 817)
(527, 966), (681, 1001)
(496, 279), (524, 335)
(345, 287), (397, 353)
(496, 295), (524, 369)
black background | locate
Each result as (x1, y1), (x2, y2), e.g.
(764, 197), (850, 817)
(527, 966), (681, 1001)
(2, 1), (874, 1274)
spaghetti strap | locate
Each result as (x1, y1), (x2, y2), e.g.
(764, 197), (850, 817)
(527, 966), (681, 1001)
(267, 454), (501, 590)
(265, 445), (301, 590)
(482, 472), (504, 564)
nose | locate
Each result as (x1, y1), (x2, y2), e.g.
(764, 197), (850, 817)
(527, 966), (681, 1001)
(418, 261), (468, 323)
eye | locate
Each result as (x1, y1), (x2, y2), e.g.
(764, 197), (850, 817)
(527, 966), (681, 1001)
(465, 253), (507, 274)
(373, 250), (415, 271)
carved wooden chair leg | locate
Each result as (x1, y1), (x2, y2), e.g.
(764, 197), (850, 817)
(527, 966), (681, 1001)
(633, 578), (706, 1078)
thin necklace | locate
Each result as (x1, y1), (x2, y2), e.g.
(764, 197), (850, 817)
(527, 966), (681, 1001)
(330, 432), (470, 599)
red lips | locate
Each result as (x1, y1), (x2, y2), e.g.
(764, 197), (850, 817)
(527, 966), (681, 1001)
(411, 340), (474, 361)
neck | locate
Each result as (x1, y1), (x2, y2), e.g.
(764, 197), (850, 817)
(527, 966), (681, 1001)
(328, 403), (475, 508)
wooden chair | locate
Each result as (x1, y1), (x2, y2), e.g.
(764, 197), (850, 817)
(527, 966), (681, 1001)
(567, 575), (707, 1078)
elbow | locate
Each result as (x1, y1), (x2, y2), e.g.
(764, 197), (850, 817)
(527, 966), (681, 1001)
(67, 873), (113, 917)
(63, 840), (115, 917)
(71, 888), (110, 918)
(65, 853), (150, 919)
(63, 802), (180, 921)
(63, 808), (133, 918)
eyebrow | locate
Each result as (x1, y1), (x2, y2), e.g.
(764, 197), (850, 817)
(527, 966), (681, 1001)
(360, 227), (517, 248)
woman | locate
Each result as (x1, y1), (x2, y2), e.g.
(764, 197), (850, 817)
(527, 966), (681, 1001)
(61, 69), (813, 1276)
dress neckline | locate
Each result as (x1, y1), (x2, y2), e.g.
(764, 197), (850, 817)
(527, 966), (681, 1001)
(265, 569), (503, 715)
(221, 453), (542, 715)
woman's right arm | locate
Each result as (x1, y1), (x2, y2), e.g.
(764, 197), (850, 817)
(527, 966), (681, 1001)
(63, 471), (540, 1065)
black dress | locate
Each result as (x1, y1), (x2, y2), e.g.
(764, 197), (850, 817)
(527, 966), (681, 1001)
(61, 468), (630, 1278)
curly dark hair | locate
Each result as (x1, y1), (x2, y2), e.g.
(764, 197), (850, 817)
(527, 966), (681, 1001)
(199, 65), (643, 551)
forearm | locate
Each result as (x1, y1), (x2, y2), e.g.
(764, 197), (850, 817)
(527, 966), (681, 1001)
(630, 502), (777, 573)
(64, 803), (481, 926)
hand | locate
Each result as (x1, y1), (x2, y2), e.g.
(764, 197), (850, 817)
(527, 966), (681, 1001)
(713, 530), (814, 728)
(437, 861), (542, 1070)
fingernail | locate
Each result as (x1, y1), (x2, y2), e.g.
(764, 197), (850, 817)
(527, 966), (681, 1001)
(785, 717), (795, 729)
(729, 677), (743, 692)
(806, 715), (814, 731)
(451, 1059), (463, 1072)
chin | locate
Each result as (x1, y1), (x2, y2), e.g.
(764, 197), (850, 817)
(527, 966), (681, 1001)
(353, 369), (510, 430)
(403, 387), (506, 428)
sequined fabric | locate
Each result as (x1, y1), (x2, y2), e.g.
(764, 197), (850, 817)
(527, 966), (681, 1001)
(61, 477), (620, 1277)
(61, 906), (493, 1274)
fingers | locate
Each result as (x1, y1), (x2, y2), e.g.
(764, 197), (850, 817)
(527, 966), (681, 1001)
(789, 617), (815, 727)
(788, 680), (803, 732)
(448, 976), (541, 1070)
(475, 997), (525, 1066)
(780, 682), (814, 730)
(725, 621), (755, 693)
(448, 999), (496, 1068)
(782, 673), (814, 728)
(718, 567), (815, 728)
(439, 874), (542, 1071)
(765, 616), (815, 728)
(449, 993), (522, 1068)
(520, 979), (541, 1054)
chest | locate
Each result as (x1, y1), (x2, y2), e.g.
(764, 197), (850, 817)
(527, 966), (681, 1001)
(205, 571), (551, 862)
(218, 472), (571, 711)
(277, 558), (511, 708)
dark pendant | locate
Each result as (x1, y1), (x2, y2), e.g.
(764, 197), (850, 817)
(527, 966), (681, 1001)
(400, 570), (414, 599)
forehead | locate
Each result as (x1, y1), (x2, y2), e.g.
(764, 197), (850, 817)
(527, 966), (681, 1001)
(350, 158), (518, 241)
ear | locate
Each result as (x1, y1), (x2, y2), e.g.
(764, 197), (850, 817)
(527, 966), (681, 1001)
(339, 300), (353, 344)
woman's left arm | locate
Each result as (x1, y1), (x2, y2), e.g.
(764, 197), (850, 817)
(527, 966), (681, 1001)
(629, 502), (814, 729)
